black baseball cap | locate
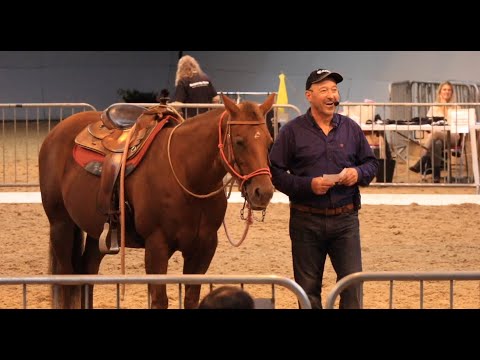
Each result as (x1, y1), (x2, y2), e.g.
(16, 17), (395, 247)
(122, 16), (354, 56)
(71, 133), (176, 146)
(306, 69), (343, 90)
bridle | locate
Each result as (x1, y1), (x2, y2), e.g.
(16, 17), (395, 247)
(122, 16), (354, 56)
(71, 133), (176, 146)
(218, 111), (272, 194)
(167, 110), (272, 199)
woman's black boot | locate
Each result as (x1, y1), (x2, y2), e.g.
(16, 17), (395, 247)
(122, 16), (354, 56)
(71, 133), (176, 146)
(409, 159), (422, 173)
(433, 167), (441, 183)
(409, 156), (431, 174)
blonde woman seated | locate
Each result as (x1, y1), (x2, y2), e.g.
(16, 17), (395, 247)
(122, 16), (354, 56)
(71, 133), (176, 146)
(409, 81), (461, 182)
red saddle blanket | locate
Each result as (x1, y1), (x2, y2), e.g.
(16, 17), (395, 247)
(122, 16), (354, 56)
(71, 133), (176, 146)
(73, 118), (169, 176)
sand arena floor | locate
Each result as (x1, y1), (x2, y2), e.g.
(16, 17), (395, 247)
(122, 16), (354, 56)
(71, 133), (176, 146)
(2, 195), (480, 309)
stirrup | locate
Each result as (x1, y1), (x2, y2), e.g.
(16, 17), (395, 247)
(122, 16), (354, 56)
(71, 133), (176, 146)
(99, 222), (120, 254)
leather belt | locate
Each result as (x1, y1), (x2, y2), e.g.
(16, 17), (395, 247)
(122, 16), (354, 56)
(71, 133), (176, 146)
(290, 203), (355, 216)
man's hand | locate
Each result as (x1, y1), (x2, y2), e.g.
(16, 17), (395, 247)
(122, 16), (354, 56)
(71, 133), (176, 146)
(338, 168), (358, 187)
(311, 176), (335, 195)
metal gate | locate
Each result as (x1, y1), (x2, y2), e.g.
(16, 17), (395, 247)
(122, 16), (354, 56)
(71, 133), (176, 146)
(0, 103), (96, 187)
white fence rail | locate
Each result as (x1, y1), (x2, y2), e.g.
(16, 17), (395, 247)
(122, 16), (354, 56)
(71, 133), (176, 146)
(3, 101), (479, 191)
(0, 103), (96, 187)
(326, 271), (480, 309)
(0, 102), (300, 188)
(0, 274), (311, 309)
(133, 102), (302, 140)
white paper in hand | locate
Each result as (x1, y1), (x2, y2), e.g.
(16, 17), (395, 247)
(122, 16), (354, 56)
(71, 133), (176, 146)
(323, 173), (341, 182)
(323, 168), (347, 183)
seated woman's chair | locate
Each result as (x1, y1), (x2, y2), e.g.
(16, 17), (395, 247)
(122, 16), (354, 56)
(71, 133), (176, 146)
(364, 130), (395, 183)
(422, 133), (469, 183)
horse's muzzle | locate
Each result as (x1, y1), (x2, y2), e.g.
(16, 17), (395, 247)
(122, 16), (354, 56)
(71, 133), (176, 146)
(245, 181), (274, 210)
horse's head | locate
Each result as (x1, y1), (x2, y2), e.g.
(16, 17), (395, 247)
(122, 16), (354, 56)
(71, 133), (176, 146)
(221, 93), (276, 210)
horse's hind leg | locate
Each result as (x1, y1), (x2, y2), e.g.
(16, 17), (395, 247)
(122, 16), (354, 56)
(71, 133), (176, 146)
(79, 235), (105, 309)
(49, 218), (83, 309)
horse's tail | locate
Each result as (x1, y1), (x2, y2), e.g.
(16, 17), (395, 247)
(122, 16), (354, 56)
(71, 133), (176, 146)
(49, 223), (84, 309)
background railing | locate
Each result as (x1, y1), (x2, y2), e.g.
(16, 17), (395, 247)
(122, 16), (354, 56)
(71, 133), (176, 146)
(0, 103), (96, 187)
(339, 102), (480, 192)
(2, 101), (479, 191)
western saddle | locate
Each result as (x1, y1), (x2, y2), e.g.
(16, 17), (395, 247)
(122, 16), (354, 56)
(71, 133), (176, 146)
(74, 103), (182, 254)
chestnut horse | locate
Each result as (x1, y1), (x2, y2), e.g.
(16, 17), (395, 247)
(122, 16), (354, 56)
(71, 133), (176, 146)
(39, 94), (275, 309)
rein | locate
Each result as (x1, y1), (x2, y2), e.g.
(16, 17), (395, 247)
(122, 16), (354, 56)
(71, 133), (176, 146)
(118, 111), (181, 299)
(167, 122), (227, 198)
(119, 122), (134, 299)
(167, 110), (272, 247)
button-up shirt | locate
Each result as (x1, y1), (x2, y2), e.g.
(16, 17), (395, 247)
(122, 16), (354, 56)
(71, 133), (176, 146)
(269, 109), (378, 209)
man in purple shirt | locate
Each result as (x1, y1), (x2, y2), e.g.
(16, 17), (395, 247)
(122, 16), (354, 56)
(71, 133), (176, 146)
(269, 68), (378, 309)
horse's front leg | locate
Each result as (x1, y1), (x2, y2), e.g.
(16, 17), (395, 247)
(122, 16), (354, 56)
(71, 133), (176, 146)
(182, 233), (218, 309)
(144, 232), (170, 309)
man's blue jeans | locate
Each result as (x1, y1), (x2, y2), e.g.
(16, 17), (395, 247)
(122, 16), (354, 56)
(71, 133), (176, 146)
(289, 208), (362, 309)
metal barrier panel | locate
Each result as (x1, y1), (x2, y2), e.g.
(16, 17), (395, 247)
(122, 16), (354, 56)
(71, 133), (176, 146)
(0, 101), (298, 188)
(0, 274), (311, 309)
(131, 102), (302, 141)
(3, 100), (479, 189)
(0, 103), (96, 187)
(390, 81), (480, 122)
(339, 102), (480, 191)
(326, 271), (480, 309)
(219, 91), (274, 104)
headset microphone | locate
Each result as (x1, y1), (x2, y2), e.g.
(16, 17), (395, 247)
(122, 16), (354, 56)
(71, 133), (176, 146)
(334, 101), (340, 106)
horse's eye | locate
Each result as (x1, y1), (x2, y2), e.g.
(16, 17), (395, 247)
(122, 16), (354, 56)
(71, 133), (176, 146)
(233, 137), (245, 149)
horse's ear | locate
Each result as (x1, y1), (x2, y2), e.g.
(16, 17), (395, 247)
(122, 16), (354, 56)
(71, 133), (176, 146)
(259, 93), (276, 116)
(221, 93), (240, 116)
